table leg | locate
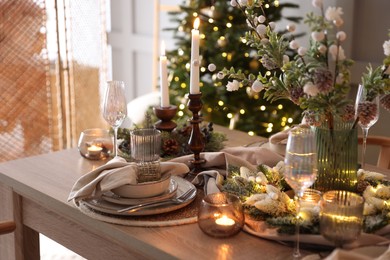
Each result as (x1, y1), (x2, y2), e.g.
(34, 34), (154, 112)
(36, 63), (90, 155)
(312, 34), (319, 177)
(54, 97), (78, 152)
(0, 183), (40, 260)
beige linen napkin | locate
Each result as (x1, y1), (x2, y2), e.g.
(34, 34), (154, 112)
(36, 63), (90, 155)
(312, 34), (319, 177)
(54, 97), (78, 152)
(68, 157), (190, 203)
(170, 147), (284, 194)
(268, 128), (290, 156)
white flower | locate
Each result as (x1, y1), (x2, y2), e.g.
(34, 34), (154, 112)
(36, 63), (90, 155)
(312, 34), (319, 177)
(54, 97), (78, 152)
(336, 73), (344, 84)
(325, 6), (343, 22)
(358, 169), (386, 181)
(251, 80), (264, 93)
(298, 46), (307, 56)
(255, 172), (268, 185)
(311, 31), (325, 42)
(383, 40), (390, 56)
(363, 203), (377, 215)
(217, 72), (225, 79)
(226, 80), (240, 91)
(239, 0), (248, 5)
(230, 0), (237, 7)
(256, 24), (267, 36)
(333, 18), (344, 27)
(329, 44), (346, 61)
(245, 193), (267, 206)
(261, 38), (269, 44)
(336, 31), (347, 41)
(318, 44), (327, 54)
(208, 63), (216, 72)
(289, 40), (299, 50)
(257, 15), (266, 24)
(312, 0), (323, 8)
(240, 166), (253, 179)
(286, 24), (296, 32)
(269, 22), (276, 30)
(303, 82), (320, 97)
(376, 185), (390, 199)
(283, 55), (290, 65)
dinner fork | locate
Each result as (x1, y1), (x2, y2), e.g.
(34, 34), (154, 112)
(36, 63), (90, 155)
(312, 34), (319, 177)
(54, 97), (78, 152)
(117, 187), (196, 213)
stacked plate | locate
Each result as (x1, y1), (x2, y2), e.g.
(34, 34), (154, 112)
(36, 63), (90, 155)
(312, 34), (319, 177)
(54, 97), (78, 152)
(81, 175), (196, 216)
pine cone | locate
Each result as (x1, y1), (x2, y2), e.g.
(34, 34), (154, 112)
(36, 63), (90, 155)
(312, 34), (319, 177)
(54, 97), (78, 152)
(313, 68), (333, 93)
(261, 55), (278, 70)
(289, 86), (304, 105)
(303, 110), (323, 126)
(342, 104), (355, 122)
(380, 94), (390, 111)
(162, 139), (180, 156)
(356, 180), (369, 194)
(357, 101), (378, 126)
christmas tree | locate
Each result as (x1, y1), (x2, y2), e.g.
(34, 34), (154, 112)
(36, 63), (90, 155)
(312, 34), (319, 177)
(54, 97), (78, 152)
(166, 0), (302, 137)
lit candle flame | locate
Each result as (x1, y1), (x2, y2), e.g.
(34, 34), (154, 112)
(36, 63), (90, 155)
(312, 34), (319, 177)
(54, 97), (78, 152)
(215, 215), (235, 226)
(194, 17), (200, 30)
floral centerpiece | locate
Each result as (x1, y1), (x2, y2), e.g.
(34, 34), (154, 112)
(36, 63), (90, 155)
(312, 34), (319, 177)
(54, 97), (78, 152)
(222, 161), (390, 235)
(221, 0), (390, 126)
(219, 0), (390, 191)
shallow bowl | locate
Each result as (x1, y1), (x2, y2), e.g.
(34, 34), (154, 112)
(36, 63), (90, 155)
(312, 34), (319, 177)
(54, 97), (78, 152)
(111, 173), (171, 198)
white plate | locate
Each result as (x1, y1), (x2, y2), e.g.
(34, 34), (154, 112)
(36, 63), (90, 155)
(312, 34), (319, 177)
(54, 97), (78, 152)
(102, 178), (178, 205)
(81, 176), (196, 216)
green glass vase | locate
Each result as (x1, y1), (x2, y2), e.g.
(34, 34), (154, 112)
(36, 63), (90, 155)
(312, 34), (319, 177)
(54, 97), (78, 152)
(313, 122), (358, 192)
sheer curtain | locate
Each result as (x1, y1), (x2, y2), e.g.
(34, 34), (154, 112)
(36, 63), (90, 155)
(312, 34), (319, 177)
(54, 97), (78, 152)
(0, 0), (108, 162)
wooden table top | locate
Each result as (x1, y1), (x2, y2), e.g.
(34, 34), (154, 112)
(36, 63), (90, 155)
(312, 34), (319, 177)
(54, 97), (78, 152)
(0, 126), (388, 259)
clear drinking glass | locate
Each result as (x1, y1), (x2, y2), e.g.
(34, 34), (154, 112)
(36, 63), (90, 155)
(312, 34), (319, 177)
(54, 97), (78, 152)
(284, 126), (318, 259)
(355, 84), (380, 168)
(130, 128), (162, 182)
(320, 190), (364, 248)
(103, 81), (127, 158)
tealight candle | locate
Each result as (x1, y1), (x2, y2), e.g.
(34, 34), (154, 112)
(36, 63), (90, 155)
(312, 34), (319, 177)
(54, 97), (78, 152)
(215, 215), (235, 227)
(198, 193), (244, 238)
(87, 145), (103, 159)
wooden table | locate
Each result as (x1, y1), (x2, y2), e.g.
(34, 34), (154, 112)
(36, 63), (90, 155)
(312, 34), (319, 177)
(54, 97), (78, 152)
(0, 128), (386, 259)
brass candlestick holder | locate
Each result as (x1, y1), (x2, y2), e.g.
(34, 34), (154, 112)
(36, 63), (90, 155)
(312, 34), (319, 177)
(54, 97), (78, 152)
(186, 93), (206, 181)
(153, 105), (177, 132)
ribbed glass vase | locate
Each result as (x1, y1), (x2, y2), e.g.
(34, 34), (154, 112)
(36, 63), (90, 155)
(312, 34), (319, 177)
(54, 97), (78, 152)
(313, 122), (358, 192)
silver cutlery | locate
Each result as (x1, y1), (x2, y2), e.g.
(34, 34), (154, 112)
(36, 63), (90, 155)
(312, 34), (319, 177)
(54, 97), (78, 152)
(117, 187), (196, 213)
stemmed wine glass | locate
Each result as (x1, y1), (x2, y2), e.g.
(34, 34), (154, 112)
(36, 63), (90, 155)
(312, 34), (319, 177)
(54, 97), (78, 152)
(284, 126), (318, 259)
(103, 81), (127, 158)
(355, 84), (380, 168)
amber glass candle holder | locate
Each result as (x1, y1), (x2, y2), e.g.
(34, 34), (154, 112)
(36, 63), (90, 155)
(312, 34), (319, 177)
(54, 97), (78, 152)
(198, 192), (244, 238)
(78, 128), (113, 160)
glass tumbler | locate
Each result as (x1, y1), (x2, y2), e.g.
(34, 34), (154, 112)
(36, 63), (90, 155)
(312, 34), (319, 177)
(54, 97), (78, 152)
(198, 192), (244, 238)
(78, 128), (112, 160)
(130, 128), (162, 182)
(320, 190), (364, 248)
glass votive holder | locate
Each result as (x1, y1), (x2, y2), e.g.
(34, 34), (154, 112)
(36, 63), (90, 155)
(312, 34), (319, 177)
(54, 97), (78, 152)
(320, 190), (364, 248)
(78, 128), (113, 160)
(198, 192), (244, 238)
(130, 128), (161, 183)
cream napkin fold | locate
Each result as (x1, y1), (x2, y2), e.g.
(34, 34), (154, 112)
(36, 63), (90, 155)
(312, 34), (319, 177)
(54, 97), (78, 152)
(169, 147), (284, 194)
(68, 157), (190, 203)
(268, 128), (290, 156)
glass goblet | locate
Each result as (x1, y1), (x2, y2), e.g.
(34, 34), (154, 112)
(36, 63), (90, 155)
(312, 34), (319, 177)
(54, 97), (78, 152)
(103, 80), (127, 158)
(355, 84), (380, 168)
(284, 126), (318, 259)
(320, 190), (364, 248)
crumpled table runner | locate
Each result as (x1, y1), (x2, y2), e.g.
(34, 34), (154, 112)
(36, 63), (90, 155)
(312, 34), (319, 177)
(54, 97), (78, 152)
(170, 147), (284, 194)
(68, 157), (190, 203)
